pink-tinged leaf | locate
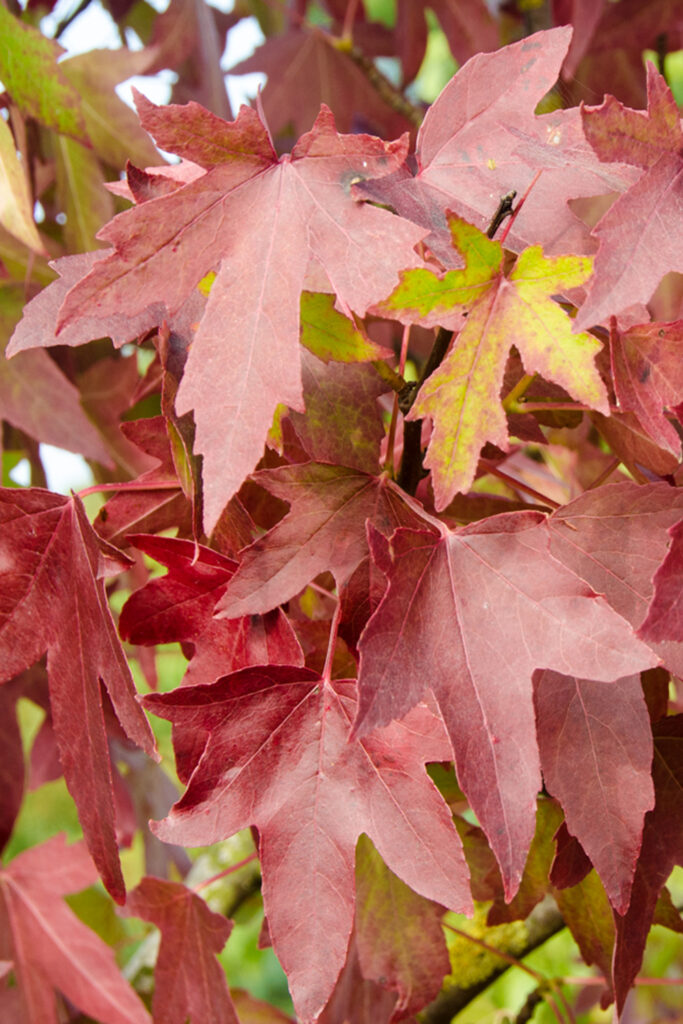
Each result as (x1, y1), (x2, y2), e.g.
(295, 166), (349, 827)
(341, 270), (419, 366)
(533, 670), (654, 913)
(7, 253), (167, 357)
(123, 877), (238, 1024)
(576, 67), (683, 329)
(218, 464), (427, 618)
(355, 512), (657, 896)
(612, 714), (683, 1014)
(610, 319), (683, 455)
(582, 63), (681, 171)
(0, 490), (156, 902)
(355, 834), (450, 1019)
(0, 836), (151, 1024)
(144, 669), (471, 1021)
(638, 518), (683, 642)
(357, 28), (634, 263)
(50, 99), (425, 532)
(547, 481), (683, 676)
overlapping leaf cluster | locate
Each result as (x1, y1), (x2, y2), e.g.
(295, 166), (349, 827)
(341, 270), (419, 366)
(0, 2), (682, 1023)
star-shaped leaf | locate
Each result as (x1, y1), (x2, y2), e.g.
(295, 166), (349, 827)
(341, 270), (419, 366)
(354, 512), (656, 895)
(48, 97), (425, 532)
(144, 668), (471, 1022)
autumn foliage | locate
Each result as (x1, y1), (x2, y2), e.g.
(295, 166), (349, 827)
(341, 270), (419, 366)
(0, 1), (682, 1022)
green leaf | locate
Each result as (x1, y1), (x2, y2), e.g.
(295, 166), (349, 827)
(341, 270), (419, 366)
(300, 292), (389, 362)
(0, 7), (88, 143)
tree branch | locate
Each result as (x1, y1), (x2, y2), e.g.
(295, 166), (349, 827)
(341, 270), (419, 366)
(419, 903), (566, 1024)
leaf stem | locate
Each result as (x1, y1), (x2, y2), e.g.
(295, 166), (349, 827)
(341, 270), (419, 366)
(479, 458), (561, 510)
(511, 402), (589, 413)
(322, 599), (342, 683)
(77, 481), (178, 499)
(502, 374), (536, 412)
(341, 0), (361, 41)
(499, 170), (543, 246)
(193, 852), (258, 892)
(584, 456), (622, 490)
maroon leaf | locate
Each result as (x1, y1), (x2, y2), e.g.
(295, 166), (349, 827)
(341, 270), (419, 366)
(609, 318), (683, 455)
(354, 512), (656, 896)
(0, 489), (156, 902)
(612, 714), (683, 1013)
(547, 481), (683, 676)
(638, 518), (683, 642)
(218, 464), (427, 618)
(49, 98), (425, 532)
(123, 877), (238, 1024)
(144, 667), (471, 1021)
(533, 670), (654, 913)
(0, 836), (151, 1023)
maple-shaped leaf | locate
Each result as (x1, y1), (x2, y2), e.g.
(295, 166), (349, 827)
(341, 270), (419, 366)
(638, 518), (683, 643)
(0, 675), (26, 852)
(610, 318), (683, 455)
(356, 27), (634, 264)
(576, 64), (683, 330)
(547, 481), (683, 676)
(354, 512), (657, 896)
(355, 834), (451, 1019)
(0, 835), (151, 1024)
(612, 714), (683, 1013)
(143, 667), (471, 1021)
(380, 215), (608, 509)
(217, 463), (427, 618)
(553, 870), (615, 1005)
(122, 877), (238, 1024)
(533, 670), (654, 913)
(0, 489), (156, 902)
(48, 97), (425, 533)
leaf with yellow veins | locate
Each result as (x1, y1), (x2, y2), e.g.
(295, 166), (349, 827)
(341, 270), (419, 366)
(394, 216), (608, 510)
(300, 291), (390, 362)
(378, 217), (502, 328)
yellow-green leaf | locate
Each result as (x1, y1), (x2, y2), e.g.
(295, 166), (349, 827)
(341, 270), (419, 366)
(300, 291), (389, 362)
(0, 7), (88, 143)
(378, 217), (502, 327)
(406, 216), (608, 509)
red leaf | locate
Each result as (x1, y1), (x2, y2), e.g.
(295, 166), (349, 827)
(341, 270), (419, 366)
(638, 518), (683, 642)
(143, 668), (471, 1021)
(0, 489), (156, 902)
(576, 65), (683, 329)
(354, 512), (656, 896)
(547, 481), (683, 676)
(123, 877), (238, 1024)
(0, 836), (151, 1024)
(533, 670), (654, 912)
(50, 99), (425, 532)
(218, 464), (427, 618)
